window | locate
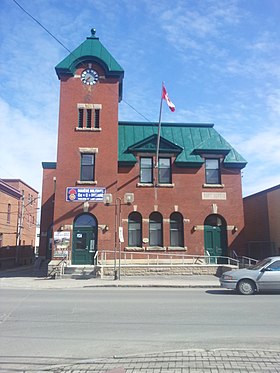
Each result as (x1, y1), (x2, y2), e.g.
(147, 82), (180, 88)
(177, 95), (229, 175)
(74, 213), (96, 227)
(140, 157), (153, 183)
(170, 212), (184, 247)
(7, 203), (11, 224)
(149, 212), (163, 247)
(86, 109), (92, 128)
(205, 159), (221, 184)
(94, 109), (100, 128)
(81, 154), (95, 181)
(266, 260), (280, 271)
(158, 158), (171, 184)
(78, 109), (84, 128)
(77, 104), (102, 129)
(128, 212), (142, 247)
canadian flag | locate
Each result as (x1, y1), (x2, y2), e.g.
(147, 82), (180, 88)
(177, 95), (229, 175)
(162, 84), (175, 112)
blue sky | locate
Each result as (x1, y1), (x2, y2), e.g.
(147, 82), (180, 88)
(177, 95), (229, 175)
(1, 0), (280, 197)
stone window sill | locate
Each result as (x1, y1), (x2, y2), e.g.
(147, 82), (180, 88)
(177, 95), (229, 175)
(137, 183), (153, 187)
(203, 183), (224, 188)
(76, 180), (97, 185)
(124, 247), (145, 252)
(146, 246), (166, 251)
(75, 127), (102, 132)
(137, 183), (174, 188)
(156, 183), (174, 188)
(167, 246), (187, 251)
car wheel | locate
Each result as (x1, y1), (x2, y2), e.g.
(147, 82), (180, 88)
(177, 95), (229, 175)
(237, 279), (256, 295)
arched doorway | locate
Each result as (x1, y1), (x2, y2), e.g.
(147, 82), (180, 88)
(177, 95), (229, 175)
(204, 214), (228, 257)
(72, 213), (98, 265)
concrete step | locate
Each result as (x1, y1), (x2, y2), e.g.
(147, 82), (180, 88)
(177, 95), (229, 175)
(63, 265), (100, 279)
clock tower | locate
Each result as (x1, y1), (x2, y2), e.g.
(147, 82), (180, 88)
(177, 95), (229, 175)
(44, 29), (124, 264)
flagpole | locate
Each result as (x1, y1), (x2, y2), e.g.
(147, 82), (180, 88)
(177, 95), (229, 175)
(155, 82), (164, 169)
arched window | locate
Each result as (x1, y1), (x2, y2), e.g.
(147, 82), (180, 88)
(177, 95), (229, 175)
(170, 212), (184, 247)
(74, 213), (97, 228)
(128, 212), (142, 247)
(149, 212), (163, 247)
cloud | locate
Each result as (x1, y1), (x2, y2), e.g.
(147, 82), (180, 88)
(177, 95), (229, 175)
(267, 89), (280, 117)
(0, 98), (57, 193)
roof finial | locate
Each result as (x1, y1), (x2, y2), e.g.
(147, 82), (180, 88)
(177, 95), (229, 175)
(87, 28), (98, 40)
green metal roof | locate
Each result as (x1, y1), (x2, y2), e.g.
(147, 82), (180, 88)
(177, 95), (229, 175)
(55, 29), (124, 100)
(118, 122), (247, 169)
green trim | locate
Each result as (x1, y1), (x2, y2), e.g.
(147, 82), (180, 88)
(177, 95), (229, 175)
(175, 161), (204, 167)
(118, 161), (137, 167)
(119, 121), (214, 128)
(193, 149), (230, 156)
(127, 134), (183, 154)
(42, 162), (57, 169)
(223, 162), (247, 169)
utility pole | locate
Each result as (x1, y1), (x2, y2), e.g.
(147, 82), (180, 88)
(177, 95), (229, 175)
(17, 194), (25, 246)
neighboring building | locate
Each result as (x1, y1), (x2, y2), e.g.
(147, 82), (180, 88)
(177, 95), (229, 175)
(39, 30), (247, 265)
(1, 179), (39, 247)
(243, 184), (280, 259)
(0, 179), (21, 247)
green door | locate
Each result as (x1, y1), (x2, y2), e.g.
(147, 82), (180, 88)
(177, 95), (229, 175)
(72, 228), (96, 264)
(72, 213), (97, 265)
(204, 214), (227, 262)
(204, 225), (223, 257)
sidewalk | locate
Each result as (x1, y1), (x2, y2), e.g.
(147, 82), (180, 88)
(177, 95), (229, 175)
(0, 265), (220, 289)
(6, 349), (280, 373)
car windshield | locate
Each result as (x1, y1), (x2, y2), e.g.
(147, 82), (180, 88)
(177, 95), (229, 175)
(248, 258), (272, 270)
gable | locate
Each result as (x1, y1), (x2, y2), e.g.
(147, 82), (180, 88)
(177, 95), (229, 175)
(127, 134), (183, 154)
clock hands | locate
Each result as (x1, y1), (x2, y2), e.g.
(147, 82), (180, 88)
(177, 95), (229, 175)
(81, 69), (99, 85)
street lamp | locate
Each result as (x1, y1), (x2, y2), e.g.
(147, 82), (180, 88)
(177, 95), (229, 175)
(103, 192), (134, 280)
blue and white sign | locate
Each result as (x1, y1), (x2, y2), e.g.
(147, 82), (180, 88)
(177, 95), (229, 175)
(66, 187), (105, 202)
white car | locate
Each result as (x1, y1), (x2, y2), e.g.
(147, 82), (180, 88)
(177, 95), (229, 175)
(220, 256), (280, 295)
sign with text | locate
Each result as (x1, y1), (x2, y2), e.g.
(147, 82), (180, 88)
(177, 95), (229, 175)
(66, 187), (105, 202)
(53, 231), (70, 258)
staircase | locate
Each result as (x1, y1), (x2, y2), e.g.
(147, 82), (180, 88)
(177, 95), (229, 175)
(63, 265), (102, 279)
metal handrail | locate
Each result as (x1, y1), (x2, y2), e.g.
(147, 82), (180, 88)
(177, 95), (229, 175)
(47, 256), (67, 278)
(93, 251), (98, 265)
(99, 250), (239, 267)
(238, 255), (258, 267)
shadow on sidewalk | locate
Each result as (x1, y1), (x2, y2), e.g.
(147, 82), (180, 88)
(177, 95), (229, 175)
(0, 258), (48, 278)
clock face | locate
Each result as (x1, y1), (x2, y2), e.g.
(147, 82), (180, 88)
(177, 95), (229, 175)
(81, 69), (99, 85)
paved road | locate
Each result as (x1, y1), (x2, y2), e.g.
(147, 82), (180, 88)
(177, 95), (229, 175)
(1, 286), (280, 372)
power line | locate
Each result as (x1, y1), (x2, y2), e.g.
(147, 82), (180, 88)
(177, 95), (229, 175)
(12, 0), (72, 54)
(12, 0), (152, 123)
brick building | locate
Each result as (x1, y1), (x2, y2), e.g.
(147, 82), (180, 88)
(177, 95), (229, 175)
(243, 184), (280, 259)
(0, 179), (38, 247)
(39, 30), (247, 266)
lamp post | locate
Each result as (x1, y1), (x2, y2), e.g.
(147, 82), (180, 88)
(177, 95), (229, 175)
(103, 192), (134, 280)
